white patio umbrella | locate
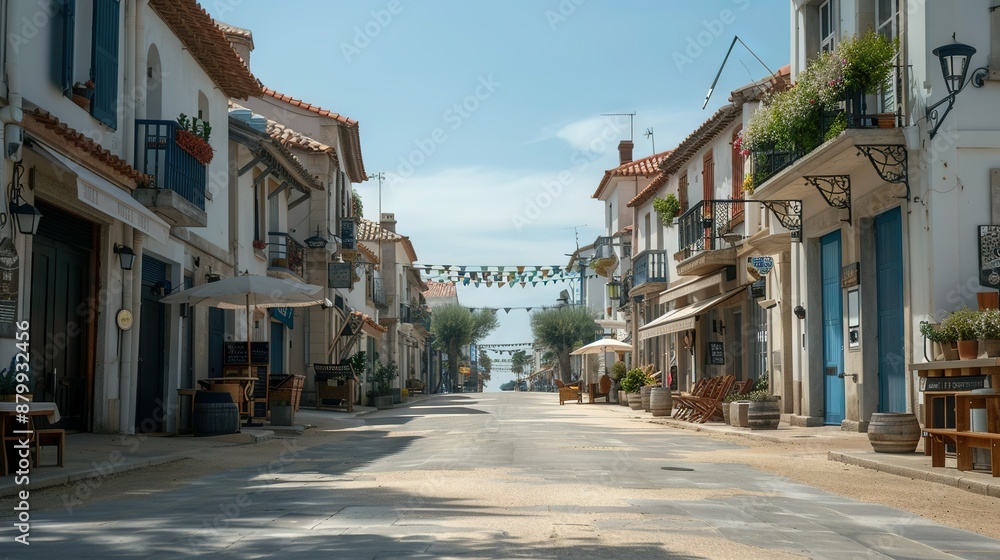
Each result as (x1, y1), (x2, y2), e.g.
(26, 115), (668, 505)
(160, 274), (327, 421)
(569, 338), (633, 356)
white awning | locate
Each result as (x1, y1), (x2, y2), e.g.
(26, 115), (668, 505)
(638, 286), (746, 341)
(31, 142), (171, 240)
(595, 319), (626, 330)
(660, 272), (726, 303)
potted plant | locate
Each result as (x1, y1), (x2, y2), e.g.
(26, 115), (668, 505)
(252, 239), (267, 251)
(619, 367), (650, 410)
(941, 306), (980, 360)
(71, 80), (95, 110)
(920, 321), (959, 361)
(652, 193), (680, 227)
(175, 113), (215, 165)
(722, 390), (743, 426)
(610, 361), (626, 403)
(977, 308), (1000, 357)
(744, 373), (779, 430)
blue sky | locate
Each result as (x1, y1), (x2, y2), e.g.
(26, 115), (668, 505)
(207, 0), (790, 389)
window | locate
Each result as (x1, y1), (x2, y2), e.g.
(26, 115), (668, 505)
(56, 0), (119, 126)
(819, 0), (837, 53)
(731, 127), (745, 223)
(90, 0), (121, 128)
(679, 173), (689, 214)
(876, 0), (899, 114)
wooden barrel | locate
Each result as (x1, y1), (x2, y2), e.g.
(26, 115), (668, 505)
(627, 393), (643, 410)
(747, 399), (780, 430)
(868, 412), (920, 453)
(193, 391), (240, 437)
(640, 385), (652, 412)
(618, 390), (629, 406)
(649, 387), (672, 417)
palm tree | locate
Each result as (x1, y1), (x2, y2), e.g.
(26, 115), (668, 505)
(530, 306), (597, 383)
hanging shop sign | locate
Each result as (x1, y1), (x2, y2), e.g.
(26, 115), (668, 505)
(0, 238), (19, 338)
(747, 256), (773, 277)
(840, 262), (860, 288)
(329, 262), (353, 289)
(978, 225), (1000, 288)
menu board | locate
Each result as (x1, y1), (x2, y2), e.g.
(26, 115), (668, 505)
(314, 363), (355, 381)
(223, 341), (270, 365)
(708, 342), (726, 365)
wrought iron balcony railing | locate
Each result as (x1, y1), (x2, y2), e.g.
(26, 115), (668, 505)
(370, 276), (388, 309)
(267, 232), (305, 278)
(632, 250), (669, 287)
(134, 120), (207, 210)
(677, 200), (743, 259)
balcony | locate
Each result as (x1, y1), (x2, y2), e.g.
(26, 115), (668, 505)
(267, 232), (305, 280)
(399, 302), (411, 323)
(675, 200), (739, 277)
(133, 120), (208, 227)
(590, 236), (618, 277)
(631, 249), (669, 296)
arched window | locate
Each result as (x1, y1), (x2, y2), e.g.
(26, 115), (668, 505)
(146, 44), (162, 120)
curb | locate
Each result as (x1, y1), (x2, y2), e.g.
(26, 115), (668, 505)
(829, 451), (1000, 498)
(1, 455), (187, 498)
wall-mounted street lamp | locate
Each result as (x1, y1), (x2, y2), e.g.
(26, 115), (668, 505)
(927, 37), (988, 138)
(7, 162), (41, 235)
(606, 277), (621, 300)
(113, 243), (136, 271)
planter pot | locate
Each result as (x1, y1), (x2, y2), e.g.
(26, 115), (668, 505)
(977, 292), (999, 310)
(877, 113), (896, 128)
(374, 395), (393, 410)
(649, 387), (672, 417)
(933, 341), (960, 361)
(627, 392), (643, 410)
(868, 412), (920, 453)
(72, 93), (92, 111)
(983, 339), (1000, 358)
(957, 340), (980, 360)
(747, 399), (780, 430)
(640, 385), (652, 412)
(722, 401), (733, 425)
(732, 401), (750, 428)
(618, 390), (628, 406)
(270, 404), (294, 426)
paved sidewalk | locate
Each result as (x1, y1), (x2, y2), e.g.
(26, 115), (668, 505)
(0, 394), (431, 497)
(616, 402), (1000, 498)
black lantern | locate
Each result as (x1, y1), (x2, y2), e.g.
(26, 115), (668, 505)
(606, 278), (621, 300)
(927, 38), (988, 138)
(114, 243), (136, 270)
(6, 162), (41, 235)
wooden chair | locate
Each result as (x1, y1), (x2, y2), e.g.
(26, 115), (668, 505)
(672, 378), (711, 420)
(32, 428), (65, 467)
(554, 379), (582, 405)
(686, 375), (736, 423)
(588, 375), (613, 403)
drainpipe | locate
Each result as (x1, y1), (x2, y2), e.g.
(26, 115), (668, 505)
(1, 0), (24, 166)
(119, 230), (144, 434)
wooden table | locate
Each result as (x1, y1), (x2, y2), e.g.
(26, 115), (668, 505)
(1, 402), (61, 476)
(908, 359), (999, 455)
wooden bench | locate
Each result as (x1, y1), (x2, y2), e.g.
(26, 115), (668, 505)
(32, 428), (65, 467)
(924, 427), (1000, 477)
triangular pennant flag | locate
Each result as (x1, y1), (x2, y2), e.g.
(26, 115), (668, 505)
(486, 280), (492, 287)
(552, 266), (561, 274)
(459, 265), (467, 275)
(541, 269), (550, 278)
(443, 265), (451, 272)
(526, 307), (532, 312)
(498, 282), (503, 289)
(517, 266), (525, 274)
(543, 280), (548, 285)
(520, 281), (526, 288)
(463, 278), (470, 286)
(474, 281), (480, 287)
(504, 308), (511, 314)
(508, 280), (515, 287)
(471, 272), (478, 281)
(481, 266), (489, 272)
(498, 266), (505, 273)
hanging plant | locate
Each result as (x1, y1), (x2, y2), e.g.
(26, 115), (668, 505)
(652, 193), (680, 227)
(175, 128), (214, 165)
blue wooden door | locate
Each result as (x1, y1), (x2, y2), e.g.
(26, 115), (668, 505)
(822, 231), (845, 425)
(876, 207), (905, 412)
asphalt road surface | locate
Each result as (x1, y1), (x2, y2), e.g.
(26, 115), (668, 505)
(7, 392), (1000, 559)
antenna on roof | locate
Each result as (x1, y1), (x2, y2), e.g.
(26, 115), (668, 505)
(601, 112), (636, 141)
(701, 35), (777, 110)
(564, 224), (587, 252)
(644, 128), (655, 154)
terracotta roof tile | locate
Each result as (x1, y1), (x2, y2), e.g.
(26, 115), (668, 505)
(423, 280), (457, 299)
(261, 87), (366, 183)
(351, 310), (388, 333)
(216, 22), (254, 48)
(148, 0), (260, 99)
(25, 109), (144, 186)
(592, 149), (673, 199)
(356, 243), (379, 265)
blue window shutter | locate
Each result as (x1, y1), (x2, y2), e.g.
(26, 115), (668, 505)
(59, 0), (75, 96)
(91, 0), (120, 129)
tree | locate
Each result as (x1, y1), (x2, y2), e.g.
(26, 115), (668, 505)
(511, 350), (528, 375)
(530, 306), (597, 383)
(430, 305), (498, 391)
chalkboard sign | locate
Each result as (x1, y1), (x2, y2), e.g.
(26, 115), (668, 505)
(708, 342), (725, 365)
(224, 341), (270, 365)
(314, 363), (355, 381)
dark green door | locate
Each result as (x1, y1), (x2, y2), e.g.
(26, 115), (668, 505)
(876, 207), (905, 412)
(136, 256), (168, 433)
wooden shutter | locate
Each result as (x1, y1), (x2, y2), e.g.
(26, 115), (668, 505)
(59, 0), (75, 96)
(731, 127), (744, 222)
(91, 0), (120, 128)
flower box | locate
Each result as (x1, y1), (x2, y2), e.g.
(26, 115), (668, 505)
(175, 128), (214, 165)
